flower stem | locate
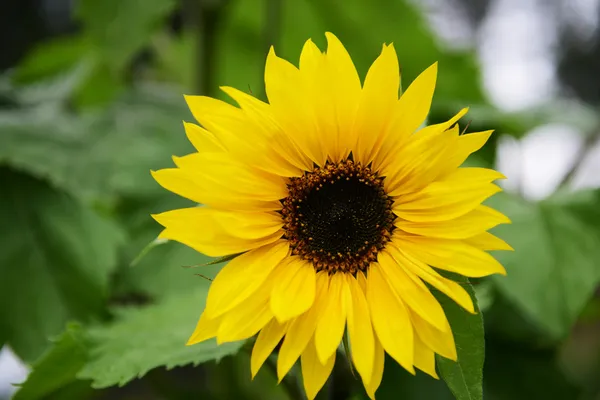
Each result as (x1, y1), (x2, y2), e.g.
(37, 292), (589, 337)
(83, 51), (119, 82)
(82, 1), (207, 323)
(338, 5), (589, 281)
(184, 0), (228, 95)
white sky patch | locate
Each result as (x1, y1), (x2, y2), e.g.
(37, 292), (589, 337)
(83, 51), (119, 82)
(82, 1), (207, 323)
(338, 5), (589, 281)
(0, 347), (28, 398)
(417, 0), (476, 49)
(478, 0), (558, 111)
(496, 124), (585, 200)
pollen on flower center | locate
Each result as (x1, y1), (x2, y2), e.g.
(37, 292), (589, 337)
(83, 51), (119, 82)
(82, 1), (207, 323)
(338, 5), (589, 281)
(281, 158), (395, 274)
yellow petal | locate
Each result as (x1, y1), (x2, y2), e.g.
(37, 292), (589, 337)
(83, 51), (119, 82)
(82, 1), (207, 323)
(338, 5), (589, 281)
(217, 306), (272, 343)
(375, 62), (438, 169)
(265, 46), (324, 168)
(387, 242), (475, 313)
(396, 205), (511, 239)
(151, 168), (205, 204)
(397, 167), (506, 203)
(437, 130), (494, 177)
(153, 207), (282, 240)
(465, 232), (514, 251)
(384, 124), (458, 196)
(357, 270), (368, 293)
(297, 39), (331, 166)
(393, 168), (505, 222)
(152, 207), (283, 257)
(184, 94), (267, 159)
(345, 274), (374, 384)
(354, 43), (400, 166)
(277, 273), (328, 380)
(204, 241), (289, 319)
(363, 335), (385, 400)
(183, 122), (225, 153)
(299, 38), (322, 75)
(414, 332), (438, 379)
(423, 107), (469, 133)
(301, 336), (336, 400)
(314, 273), (347, 364)
(324, 32), (360, 93)
(151, 168), (282, 212)
(251, 319), (288, 378)
(219, 85), (309, 176)
(367, 263), (414, 374)
(270, 257), (317, 322)
(187, 312), (222, 345)
(393, 61), (438, 135)
(172, 152), (288, 201)
(411, 311), (457, 361)
(217, 281), (274, 344)
(397, 235), (507, 277)
(321, 32), (361, 161)
(378, 106), (469, 175)
(378, 251), (448, 331)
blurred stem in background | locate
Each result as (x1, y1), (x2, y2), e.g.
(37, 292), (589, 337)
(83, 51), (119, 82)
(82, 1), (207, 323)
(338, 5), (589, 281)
(184, 0), (228, 95)
(264, 0), (282, 58)
(559, 127), (600, 188)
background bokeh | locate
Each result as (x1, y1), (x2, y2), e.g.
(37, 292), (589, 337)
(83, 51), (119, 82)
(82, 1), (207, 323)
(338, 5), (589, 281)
(1, 0), (600, 399)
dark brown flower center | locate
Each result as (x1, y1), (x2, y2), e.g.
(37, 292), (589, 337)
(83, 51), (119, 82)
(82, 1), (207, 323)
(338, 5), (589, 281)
(281, 158), (395, 274)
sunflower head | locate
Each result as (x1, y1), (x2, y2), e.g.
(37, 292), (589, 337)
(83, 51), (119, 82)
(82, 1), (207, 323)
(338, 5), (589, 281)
(282, 158), (395, 274)
(152, 32), (511, 400)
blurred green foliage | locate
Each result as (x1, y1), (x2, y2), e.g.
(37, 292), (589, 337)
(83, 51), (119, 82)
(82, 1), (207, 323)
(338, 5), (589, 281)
(1, 0), (600, 399)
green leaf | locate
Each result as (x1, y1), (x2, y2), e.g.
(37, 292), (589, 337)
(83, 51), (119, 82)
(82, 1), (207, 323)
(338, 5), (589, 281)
(111, 194), (216, 300)
(13, 323), (90, 400)
(13, 37), (89, 83)
(473, 281), (495, 312)
(14, 61), (95, 106)
(73, 61), (125, 108)
(115, 239), (218, 300)
(0, 168), (125, 361)
(489, 190), (600, 339)
(0, 86), (193, 201)
(78, 289), (245, 388)
(435, 278), (484, 400)
(76, 0), (177, 73)
(152, 31), (195, 90)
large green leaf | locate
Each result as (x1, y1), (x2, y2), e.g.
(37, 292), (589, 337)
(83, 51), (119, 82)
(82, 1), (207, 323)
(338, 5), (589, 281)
(76, 0), (176, 73)
(111, 194), (217, 300)
(0, 168), (124, 361)
(435, 277), (484, 400)
(78, 288), (245, 388)
(489, 190), (600, 339)
(13, 324), (91, 400)
(0, 86), (193, 202)
(13, 37), (90, 84)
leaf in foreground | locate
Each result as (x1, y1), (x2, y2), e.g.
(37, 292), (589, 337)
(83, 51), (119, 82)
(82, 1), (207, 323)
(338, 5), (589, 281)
(0, 168), (124, 361)
(78, 289), (245, 388)
(13, 324), (90, 400)
(489, 190), (600, 339)
(435, 278), (484, 400)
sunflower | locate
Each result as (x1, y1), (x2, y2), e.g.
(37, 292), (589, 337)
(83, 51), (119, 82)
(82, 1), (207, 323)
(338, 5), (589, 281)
(152, 32), (511, 399)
